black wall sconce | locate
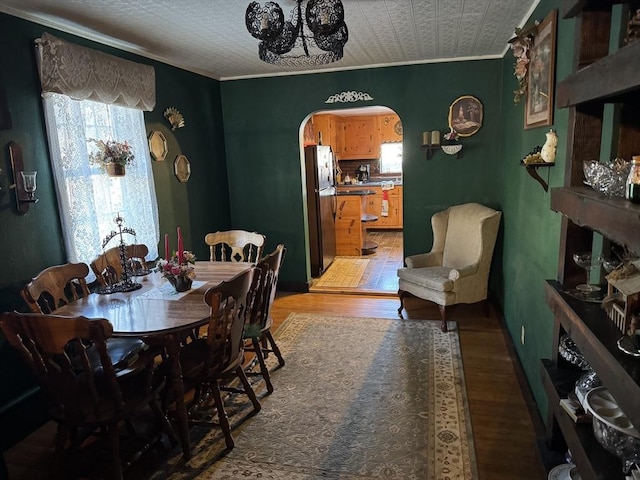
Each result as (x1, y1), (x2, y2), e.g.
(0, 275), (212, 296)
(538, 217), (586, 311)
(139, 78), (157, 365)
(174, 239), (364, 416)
(8, 141), (38, 214)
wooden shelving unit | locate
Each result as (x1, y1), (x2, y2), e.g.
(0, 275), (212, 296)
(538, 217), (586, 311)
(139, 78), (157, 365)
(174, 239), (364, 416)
(542, 2), (640, 478)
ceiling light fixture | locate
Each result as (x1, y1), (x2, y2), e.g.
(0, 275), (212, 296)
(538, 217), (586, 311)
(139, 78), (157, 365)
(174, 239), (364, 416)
(245, 0), (348, 67)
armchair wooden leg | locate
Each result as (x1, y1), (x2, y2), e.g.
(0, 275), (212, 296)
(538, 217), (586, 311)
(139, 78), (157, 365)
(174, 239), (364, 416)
(397, 289), (407, 318)
(438, 305), (448, 332)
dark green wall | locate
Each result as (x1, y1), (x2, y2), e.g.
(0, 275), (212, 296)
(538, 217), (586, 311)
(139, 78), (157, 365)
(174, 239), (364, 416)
(497, 0), (573, 418)
(221, 61), (504, 287)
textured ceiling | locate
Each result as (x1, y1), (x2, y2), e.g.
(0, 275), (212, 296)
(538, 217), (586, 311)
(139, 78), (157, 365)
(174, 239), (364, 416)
(0, 0), (539, 81)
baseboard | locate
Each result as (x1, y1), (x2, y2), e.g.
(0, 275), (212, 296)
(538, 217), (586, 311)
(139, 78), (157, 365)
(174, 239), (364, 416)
(278, 280), (309, 293)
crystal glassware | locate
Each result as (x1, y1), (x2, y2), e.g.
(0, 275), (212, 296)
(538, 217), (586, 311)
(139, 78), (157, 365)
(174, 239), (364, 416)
(20, 171), (37, 199)
(573, 252), (603, 292)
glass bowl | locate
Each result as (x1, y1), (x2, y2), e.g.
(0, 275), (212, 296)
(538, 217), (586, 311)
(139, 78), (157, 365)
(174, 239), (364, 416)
(585, 386), (640, 473)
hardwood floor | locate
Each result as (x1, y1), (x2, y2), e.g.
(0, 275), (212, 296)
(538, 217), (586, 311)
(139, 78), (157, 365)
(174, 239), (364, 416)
(310, 229), (403, 294)
(4, 256), (548, 480)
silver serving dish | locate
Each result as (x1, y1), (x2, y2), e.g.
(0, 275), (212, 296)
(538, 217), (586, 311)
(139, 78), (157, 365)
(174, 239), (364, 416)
(585, 386), (640, 473)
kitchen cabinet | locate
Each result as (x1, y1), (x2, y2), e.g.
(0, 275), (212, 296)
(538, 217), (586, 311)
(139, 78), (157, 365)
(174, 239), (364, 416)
(367, 186), (403, 228)
(312, 114), (337, 151)
(335, 194), (365, 256)
(378, 114), (403, 143)
(338, 185), (403, 229)
(542, 3), (640, 479)
(335, 191), (380, 255)
(336, 116), (379, 160)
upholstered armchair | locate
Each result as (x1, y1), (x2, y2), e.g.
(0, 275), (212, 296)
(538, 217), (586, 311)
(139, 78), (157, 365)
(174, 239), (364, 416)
(397, 203), (502, 332)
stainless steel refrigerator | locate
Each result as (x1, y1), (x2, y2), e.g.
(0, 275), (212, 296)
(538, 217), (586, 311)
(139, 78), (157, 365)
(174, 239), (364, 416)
(305, 145), (336, 277)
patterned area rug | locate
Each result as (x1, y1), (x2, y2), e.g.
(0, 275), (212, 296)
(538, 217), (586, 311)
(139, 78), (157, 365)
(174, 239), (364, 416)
(313, 257), (369, 288)
(148, 313), (477, 480)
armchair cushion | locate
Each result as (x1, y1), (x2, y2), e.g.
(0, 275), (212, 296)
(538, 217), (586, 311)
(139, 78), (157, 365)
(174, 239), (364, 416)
(397, 266), (454, 292)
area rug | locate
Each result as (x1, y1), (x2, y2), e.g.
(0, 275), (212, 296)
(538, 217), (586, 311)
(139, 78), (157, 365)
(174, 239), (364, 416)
(313, 257), (370, 288)
(148, 313), (477, 480)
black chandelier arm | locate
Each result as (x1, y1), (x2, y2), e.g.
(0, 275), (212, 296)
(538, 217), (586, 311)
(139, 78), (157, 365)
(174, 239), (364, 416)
(305, 0), (344, 35)
(246, 0), (348, 66)
(246, 1), (285, 40)
(314, 21), (348, 53)
(262, 20), (298, 55)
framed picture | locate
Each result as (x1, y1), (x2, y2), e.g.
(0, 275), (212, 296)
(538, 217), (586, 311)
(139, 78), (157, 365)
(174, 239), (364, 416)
(448, 95), (483, 137)
(525, 9), (557, 129)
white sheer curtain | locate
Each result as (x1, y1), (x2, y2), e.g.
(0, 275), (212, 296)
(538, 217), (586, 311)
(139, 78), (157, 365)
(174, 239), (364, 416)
(42, 93), (159, 273)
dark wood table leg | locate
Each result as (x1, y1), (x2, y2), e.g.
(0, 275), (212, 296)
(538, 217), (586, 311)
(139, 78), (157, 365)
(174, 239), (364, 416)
(159, 334), (191, 460)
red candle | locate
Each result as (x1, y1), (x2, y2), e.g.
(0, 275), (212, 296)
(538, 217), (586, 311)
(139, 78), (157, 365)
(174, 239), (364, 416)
(177, 227), (184, 264)
(164, 233), (170, 260)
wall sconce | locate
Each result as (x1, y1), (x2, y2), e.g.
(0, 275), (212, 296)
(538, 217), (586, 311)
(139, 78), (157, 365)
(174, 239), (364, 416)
(9, 141), (38, 214)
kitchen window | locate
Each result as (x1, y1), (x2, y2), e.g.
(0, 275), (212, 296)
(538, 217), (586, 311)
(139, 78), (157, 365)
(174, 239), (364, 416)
(379, 143), (403, 173)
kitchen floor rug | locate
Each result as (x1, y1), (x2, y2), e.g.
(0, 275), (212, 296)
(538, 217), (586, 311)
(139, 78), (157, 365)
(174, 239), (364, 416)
(147, 313), (478, 480)
(312, 257), (370, 288)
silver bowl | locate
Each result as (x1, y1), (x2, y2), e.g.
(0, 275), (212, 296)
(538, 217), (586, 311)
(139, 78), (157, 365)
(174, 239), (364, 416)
(585, 386), (640, 473)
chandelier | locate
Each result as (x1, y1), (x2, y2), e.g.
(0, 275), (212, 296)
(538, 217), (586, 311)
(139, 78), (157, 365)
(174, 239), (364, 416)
(245, 0), (348, 67)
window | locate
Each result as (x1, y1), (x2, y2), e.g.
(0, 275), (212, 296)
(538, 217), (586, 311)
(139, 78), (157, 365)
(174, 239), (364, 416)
(379, 142), (403, 173)
(42, 93), (159, 275)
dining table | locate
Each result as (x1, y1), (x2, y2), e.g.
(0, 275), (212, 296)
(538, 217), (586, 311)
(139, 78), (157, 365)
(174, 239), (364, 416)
(52, 260), (254, 460)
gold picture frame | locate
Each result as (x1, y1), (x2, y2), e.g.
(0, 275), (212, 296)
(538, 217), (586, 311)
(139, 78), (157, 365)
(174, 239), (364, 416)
(174, 155), (191, 183)
(524, 9), (557, 129)
(148, 130), (168, 161)
(448, 95), (483, 137)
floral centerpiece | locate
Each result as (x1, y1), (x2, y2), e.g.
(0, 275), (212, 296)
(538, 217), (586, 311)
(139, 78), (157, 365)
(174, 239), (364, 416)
(88, 139), (135, 177)
(157, 250), (196, 292)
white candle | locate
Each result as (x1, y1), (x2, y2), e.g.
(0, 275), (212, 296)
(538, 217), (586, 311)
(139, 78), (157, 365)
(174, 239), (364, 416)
(431, 131), (440, 146)
(422, 132), (430, 146)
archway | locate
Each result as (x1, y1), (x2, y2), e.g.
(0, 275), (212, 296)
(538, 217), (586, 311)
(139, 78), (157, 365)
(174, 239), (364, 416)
(299, 106), (404, 295)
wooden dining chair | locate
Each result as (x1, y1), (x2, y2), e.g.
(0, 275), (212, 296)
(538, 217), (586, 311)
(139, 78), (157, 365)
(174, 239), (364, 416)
(178, 268), (261, 450)
(0, 312), (175, 480)
(204, 230), (266, 263)
(90, 244), (150, 286)
(244, 244), (286, 394)
(21, 262), (149, 375)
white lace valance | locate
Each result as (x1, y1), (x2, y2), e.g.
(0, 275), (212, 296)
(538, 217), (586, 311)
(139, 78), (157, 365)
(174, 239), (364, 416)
(35, 32), (156, 111)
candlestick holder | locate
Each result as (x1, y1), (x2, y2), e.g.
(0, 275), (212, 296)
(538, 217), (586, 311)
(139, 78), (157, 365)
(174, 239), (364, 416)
(94, 215), (143, 294)
(8, 142), (39, 214)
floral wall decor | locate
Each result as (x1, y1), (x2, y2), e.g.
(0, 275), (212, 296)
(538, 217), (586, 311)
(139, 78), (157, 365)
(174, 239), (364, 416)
(508, 21), (539, 104)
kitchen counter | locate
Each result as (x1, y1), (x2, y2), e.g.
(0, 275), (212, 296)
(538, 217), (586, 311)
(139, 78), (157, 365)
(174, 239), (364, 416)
(338, 181), (402, 187)
(336, 190), (375, 196)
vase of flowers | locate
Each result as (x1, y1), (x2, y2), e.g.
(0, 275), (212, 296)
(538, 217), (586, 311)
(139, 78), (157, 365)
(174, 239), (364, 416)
(157, 250), (196, 292)
(88, 139), (135, 177)
(441, 129), (462, 155)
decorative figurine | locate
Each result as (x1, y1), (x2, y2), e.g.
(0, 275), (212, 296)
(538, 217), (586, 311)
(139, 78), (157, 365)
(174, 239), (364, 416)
(541, 129), (558, 163)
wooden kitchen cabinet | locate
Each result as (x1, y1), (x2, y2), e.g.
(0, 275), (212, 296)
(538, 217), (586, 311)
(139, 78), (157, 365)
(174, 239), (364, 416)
(312, 114), (337, 151)
(366, 186), (403, 228)
(541, 3), (640, 479)
(335, 116), (379, 160)
(378, 114), (403, 143)
(335, 195), (365, 256)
